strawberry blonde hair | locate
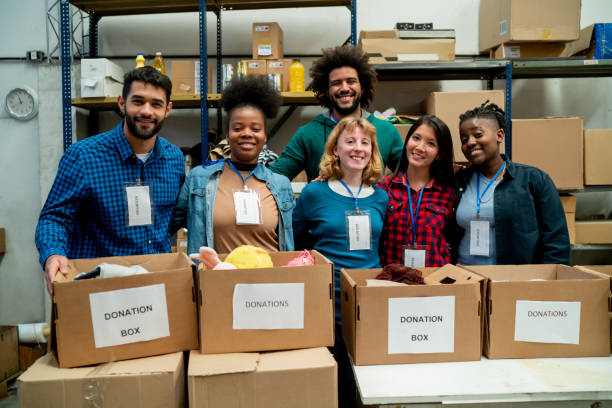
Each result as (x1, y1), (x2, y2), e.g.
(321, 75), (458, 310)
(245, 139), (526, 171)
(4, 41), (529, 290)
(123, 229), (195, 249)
(318, 117), (383, 184)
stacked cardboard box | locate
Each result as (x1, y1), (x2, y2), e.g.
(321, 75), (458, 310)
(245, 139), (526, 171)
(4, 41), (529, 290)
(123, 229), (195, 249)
(171, 61), (213, 95)
(252, 22), (283, 60)
(341, 264), (486, 365)
(239, 59), (292, 91)
(560, 195), (576, 244)
(479, 0), (581, 56)
(575, 221), (612, 244)
(80, 58), (124, 98)
(359, 30), (455, 63)
(584, 129), (612, 186)
(464, 265), (610, 359)
(19, 352), (185, 408)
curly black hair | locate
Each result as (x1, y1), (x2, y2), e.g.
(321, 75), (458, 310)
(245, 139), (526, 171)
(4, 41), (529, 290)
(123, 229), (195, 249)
(221, 76), (281, 121)
(310, 45), (377, 109)
(459, 100), (507, 134)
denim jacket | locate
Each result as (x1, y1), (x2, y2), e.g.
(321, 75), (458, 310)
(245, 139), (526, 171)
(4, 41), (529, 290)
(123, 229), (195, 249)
(450, 155), (570, 265)
(170, 160), (295, 255)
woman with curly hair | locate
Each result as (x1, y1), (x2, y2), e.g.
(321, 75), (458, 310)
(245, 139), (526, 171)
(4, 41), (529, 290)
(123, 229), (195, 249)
(270, 45), (403, 181)
(170, 76), (295, 254)
(452, 101), (569, 265)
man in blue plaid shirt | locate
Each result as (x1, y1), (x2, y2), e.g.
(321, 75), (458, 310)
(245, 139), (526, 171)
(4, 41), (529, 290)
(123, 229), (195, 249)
(35, 67), (185, 294)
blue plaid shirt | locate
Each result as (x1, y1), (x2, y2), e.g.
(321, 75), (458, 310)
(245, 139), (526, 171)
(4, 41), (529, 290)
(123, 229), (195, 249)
(35, 122), (185, 267)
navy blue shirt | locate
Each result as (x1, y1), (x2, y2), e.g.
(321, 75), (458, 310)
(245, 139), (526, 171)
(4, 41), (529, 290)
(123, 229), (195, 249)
(35, 122), (185, 267)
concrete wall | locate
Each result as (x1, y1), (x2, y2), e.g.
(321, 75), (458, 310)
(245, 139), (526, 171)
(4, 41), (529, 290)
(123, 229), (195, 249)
(0, 0), (610, 324)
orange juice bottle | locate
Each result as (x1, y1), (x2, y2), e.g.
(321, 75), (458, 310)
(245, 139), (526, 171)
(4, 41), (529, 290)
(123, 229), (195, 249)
(289, 58), (305, 92)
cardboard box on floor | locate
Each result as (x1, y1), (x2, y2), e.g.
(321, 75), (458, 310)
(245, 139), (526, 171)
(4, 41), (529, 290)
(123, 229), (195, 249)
(512, 117), (584, 190)
(575, 221), (612, 244)
(584, 129), (612, 186)
(198, 250), (334, 354)
(341, 264), (486, 366)
(171, 60), (213, 95)
(560, 195), (576, 244)
(463, 265), (611, 359)
(424, 90), (505, 162)
(51, 252), (199, 368)
(188, 348), (337, 408)
(0, 326), (19, 382)
(489, 42), (569, 59)
(479, 0), (581, 53)
(18, 352), (185, 408)
(252, 22), (283, 60)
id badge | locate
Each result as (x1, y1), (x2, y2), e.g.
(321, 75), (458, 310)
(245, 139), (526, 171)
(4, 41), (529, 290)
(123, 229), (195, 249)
(403, 244), (427, 268)
(125, 183), (153, 226)
(346, 210), (371, 251)
(467, 217), (492, 256)
(233, 189), (262, 225)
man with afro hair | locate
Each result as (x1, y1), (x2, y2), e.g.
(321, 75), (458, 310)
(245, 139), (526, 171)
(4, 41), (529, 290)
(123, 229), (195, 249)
(270, 45), (403, 181)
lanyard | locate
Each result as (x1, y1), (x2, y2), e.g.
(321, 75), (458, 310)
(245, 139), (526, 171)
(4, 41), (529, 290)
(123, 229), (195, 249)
(330, 111), (339, 124)
(476, 161), (506, 216)
(226, 159), (257, 190)
(407, 181), (425, 245)
(338, 179), (363, 211)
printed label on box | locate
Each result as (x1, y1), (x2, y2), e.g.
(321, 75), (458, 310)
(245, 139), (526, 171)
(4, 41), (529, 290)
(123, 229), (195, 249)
(89, 284), (170, 348)
(233, 283), (304, 330)
(269, 61), (284, 68)
(388, 296), (455, 354)
(503, 46), (521, 58)
(255, 25), (270, 32)
(248, 62), (261, 68)
(499, 20), (508, 35)
(258, 45), (272, 56)
(514, 300), (580, 344)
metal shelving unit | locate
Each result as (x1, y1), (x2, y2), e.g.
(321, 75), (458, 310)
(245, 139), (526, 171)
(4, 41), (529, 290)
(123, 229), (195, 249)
(61, 0), (355, 160)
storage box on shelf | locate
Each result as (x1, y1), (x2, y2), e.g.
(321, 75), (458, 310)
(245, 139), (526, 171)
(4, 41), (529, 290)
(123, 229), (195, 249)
(359, 30), (455, 63)
(561, 195), (576, 244)
(0, 326), (19, 383)
(584, 129), (612, 186)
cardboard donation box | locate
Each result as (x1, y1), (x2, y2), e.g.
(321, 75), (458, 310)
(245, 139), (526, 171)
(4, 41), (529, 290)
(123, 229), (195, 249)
(18, 352), (185, 408)
(0, 326), (19, 382)
(188, 348), (337, 408)
(171, 60), (212, 95)
(198, 250), (334, 354)
(584, 129), (612, 185)
(425, 90), (505, 162)
(51, 253), (199, 368)
(512, 117), (584, 190)
(341, 264), (485, 366)
(80, 58), (124, 98)
(479, 0), (581, 52)
(561, 195), (576, 244)
(252, 22), (283, 59)
(464, 265), (611, 359)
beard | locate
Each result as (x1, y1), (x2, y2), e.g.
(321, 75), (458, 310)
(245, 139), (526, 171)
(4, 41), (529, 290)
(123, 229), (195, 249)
(124, 112), (165, 140)
(330, 91), (362, 117)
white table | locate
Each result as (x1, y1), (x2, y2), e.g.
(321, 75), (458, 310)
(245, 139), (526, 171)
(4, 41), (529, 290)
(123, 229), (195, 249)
(353, 356), (612, 407)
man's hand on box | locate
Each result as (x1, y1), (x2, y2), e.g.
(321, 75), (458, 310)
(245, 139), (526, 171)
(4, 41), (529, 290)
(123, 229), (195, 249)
(44, 254), (69, 295)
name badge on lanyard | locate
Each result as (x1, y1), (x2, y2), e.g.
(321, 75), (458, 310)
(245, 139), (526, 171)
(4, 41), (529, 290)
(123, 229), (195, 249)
(228, 160), (263, 225)
(468, 162), (505, 257)
(339, 180), (372, 251)
(403, 181), (427, 267)
(125, 180), (153, 226)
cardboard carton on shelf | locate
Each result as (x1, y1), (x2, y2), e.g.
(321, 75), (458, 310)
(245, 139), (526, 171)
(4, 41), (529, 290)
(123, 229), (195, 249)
(512, 117), (583, 190)
(266, 59), (292, 92)
(18, 352), (185, 408)
(252, 22), (283, 60)
(560, 195), (576, 244)
(479, 0), (581, 52)
(188, 348), (337, 408)
(198, 250), (334, 354)
(424, 90), (505, 162)
(565, 23), (612, 59)
(80, 58), (124, 98)
(575, 221), (612, 244)
(171, 60), (213, 95)
(51, 252), (199, 368)
(584, 129), (612, 186)
(463, 264), (610, 359)
(489, 42), (569, 59)
(0, 326), (19, 383)
(242, 59), (267, 76)
(341, 264), (486, 365)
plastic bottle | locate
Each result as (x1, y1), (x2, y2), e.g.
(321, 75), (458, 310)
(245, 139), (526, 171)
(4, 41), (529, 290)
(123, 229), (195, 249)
(152, 51), (166, 75)
(135, 52), (145, 69)
(289, 58), (305, 92)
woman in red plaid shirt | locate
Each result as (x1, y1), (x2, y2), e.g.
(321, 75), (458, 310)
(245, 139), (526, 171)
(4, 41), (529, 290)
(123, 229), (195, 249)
(377, 115), (456, 267)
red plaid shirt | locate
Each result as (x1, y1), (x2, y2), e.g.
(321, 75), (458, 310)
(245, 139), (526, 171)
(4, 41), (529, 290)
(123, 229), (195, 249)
(377, 173), (456, 267)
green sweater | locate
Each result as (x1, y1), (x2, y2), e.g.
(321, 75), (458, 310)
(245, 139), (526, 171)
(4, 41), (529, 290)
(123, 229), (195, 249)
(269, 112), (404, 181)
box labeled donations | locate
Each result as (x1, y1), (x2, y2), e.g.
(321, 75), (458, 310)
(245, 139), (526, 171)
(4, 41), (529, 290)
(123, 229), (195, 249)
(51, 253), (199, 368)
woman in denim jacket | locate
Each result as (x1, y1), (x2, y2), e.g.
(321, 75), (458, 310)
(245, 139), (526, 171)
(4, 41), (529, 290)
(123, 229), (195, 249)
(170, 77), (295, 255)
(451, 102), (569, 265)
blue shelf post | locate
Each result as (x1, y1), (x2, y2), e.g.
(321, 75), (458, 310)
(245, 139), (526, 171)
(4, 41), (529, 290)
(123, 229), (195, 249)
(505, 62), (512, 160)
(60, 0), (72, 151)
(350, 0), (357, 46)
(199, 0), (209, 162)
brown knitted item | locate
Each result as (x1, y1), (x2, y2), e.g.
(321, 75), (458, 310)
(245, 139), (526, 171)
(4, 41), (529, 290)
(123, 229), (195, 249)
(376, 264), (425, 285)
